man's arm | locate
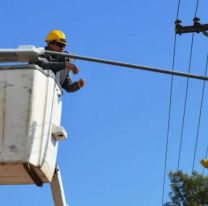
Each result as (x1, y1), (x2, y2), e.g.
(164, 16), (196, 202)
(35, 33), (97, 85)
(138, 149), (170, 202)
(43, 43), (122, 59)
(35, 56), (79, 74)
(62, 76), (85, 93)
(35, 56), (66, 72)
(61, 76), (80, 93)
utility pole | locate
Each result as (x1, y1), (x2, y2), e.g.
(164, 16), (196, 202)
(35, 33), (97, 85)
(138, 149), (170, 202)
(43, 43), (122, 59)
(175, 17), (208, 35)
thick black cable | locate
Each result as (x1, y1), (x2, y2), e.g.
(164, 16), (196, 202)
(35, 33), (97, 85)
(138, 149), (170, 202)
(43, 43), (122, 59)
(161, 1), (182, 204)
(192, 55), (208, 173)
(44, 51), (208, 81)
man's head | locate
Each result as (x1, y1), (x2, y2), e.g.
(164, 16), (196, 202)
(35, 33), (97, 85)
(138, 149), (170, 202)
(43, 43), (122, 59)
(46, 30), (67, 52)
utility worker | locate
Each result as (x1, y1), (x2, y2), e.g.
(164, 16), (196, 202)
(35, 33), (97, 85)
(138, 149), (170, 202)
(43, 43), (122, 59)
(35, 30), (85, 92)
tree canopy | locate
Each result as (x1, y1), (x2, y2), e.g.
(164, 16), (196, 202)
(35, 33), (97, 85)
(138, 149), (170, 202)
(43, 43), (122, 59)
(164, 171), (208, 206)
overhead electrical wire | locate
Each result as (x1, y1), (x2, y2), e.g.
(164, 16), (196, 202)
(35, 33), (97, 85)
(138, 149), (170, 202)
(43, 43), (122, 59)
(176, 0), (200, 172)
(161, 0), (181, 205)
(201, 55), (208, 175)
(162, 0), (202, 204)
(194, 0), (200, 17)
(192, 54), (208, 173)
(176, 33), (195, 171)
(176, 0), (181, 20)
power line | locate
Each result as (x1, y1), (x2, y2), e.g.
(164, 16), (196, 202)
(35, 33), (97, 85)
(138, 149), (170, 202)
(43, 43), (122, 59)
(161, 0), (202, 203)
(194, 0), (200, 17)
(176, 0), (201, 172)
(161, 36), (176, 206)
(192, 54), (208, 173)
(176, 0), (181, 19)
(201, 55), (208, 175)
(161, 0), (182, 204)
(176, 34), (195, 171)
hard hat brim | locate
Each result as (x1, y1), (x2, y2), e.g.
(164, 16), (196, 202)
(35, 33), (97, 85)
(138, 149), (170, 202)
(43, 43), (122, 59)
(46, 39), (67, 45)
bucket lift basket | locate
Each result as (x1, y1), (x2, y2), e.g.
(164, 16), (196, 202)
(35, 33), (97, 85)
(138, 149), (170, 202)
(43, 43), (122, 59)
(0, 46), (68, 206)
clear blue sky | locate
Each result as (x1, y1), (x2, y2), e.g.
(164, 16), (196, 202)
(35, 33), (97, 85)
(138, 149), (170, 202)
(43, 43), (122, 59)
(1, 0), (208, 205)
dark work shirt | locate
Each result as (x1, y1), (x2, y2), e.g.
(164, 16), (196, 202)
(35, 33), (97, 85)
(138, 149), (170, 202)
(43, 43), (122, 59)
(34, 47), (80, 93)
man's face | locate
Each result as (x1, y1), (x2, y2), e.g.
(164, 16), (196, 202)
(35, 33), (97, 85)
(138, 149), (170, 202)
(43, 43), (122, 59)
(48, 41), (66, 52)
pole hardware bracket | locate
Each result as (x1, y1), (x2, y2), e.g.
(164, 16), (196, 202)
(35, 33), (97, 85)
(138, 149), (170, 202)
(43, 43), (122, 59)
(175, 17), (208, 35)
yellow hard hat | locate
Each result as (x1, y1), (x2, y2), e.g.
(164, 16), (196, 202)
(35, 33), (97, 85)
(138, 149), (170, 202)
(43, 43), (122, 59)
(46, 30), (67, 45)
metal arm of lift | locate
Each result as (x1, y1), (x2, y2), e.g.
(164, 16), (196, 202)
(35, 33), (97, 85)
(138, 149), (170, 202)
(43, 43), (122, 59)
(1, 46), (208, 81)
(44, 50), (208, 81)
(50, 166), (68, 206)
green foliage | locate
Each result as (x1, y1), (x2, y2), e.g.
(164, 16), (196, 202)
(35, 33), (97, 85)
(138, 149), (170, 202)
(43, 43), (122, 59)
(164, 171), (208, 206)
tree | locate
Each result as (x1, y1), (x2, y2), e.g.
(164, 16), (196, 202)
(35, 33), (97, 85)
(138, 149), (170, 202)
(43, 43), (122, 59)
(164, 171), (208, 206)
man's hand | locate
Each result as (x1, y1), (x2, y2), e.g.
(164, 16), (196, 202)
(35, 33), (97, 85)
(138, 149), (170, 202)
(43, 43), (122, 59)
(77, 79), (86, 88)
(66, 63), (79, 74)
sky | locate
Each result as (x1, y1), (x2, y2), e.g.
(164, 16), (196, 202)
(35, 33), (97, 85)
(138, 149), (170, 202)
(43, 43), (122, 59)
(1, 0), (208, 205)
